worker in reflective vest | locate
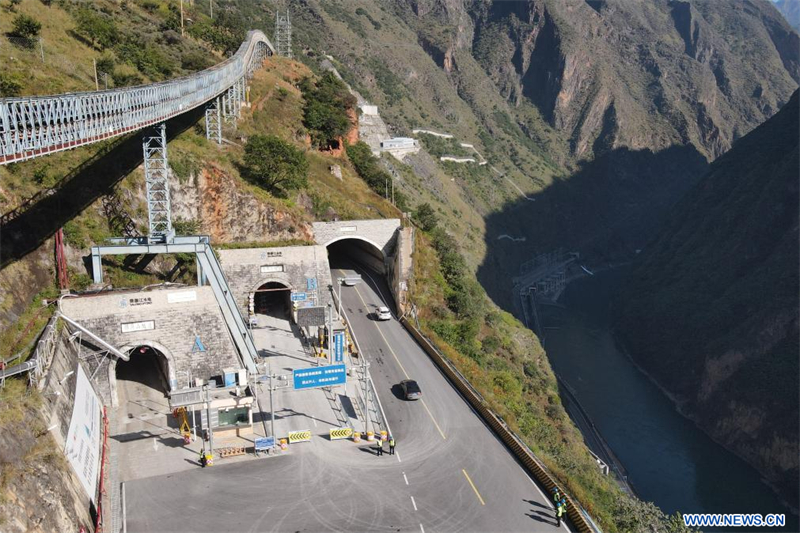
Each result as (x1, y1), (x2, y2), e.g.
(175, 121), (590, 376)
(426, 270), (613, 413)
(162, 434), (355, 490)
(389, 436), (396, 455)
(556, 498), (567, 526)
(376, 438), (384, 457)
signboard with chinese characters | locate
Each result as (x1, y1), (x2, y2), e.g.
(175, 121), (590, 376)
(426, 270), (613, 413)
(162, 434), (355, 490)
(121, 320), (155, 333)
(293, 364), (347, 390)
(64, 365), (102, 503)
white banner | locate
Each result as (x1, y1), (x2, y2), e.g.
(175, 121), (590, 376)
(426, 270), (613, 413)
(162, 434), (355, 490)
(64, 365), (102, 503)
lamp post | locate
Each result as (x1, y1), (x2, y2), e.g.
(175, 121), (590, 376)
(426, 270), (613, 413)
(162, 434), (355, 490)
(336, 277), (344, 319)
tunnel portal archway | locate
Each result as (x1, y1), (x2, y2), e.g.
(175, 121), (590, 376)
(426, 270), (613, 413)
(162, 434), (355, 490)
(111, 343), (173, 413)
(253, 281), (292, 319)
(326, 237), (386, 274)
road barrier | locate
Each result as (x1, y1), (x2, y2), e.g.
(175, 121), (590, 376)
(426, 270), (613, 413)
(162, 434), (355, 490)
(400, 317), (595, 533)
(288, 430), (312, 444)
(329, 427), (353, 440)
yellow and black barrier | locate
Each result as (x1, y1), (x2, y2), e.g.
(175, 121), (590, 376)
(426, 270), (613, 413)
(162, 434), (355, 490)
(400, 317), (594, 533)
(288, 430), (312, 443)
(329, 427), (353, 440)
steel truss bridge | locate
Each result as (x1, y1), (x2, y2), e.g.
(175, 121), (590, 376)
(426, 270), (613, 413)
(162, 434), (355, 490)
(0, 30), (277, 376)
(0, 30), (273, 167)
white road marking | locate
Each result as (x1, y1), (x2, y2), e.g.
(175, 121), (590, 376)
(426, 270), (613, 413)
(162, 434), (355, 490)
(312, 417), (318, 427)
(411, 496), (417, 511)
(395, 451), (402, 463)
(420, 524), (425, 533)
(403, 472), (409, 485)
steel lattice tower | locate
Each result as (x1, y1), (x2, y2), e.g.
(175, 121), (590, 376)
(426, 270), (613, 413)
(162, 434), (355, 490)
(143, 123), (174, 242)
(275, 10), (292, 58)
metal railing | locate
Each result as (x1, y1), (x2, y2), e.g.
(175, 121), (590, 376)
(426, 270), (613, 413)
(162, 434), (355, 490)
(0, 30), (274, 165)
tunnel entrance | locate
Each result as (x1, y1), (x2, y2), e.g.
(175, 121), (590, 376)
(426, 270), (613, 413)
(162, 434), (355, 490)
(116, 345), (170, 395)
(326, 238), (386, 274)
(253, 281), (291, 319)
(112, 345), (173, 438)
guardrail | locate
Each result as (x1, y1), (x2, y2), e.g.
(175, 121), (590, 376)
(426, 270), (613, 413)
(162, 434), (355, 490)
(0, 31), (274, 165)
(400, 316), (597, 533)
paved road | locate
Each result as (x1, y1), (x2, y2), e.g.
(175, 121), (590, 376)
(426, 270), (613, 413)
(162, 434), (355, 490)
(125, 262), (569, 532)
(331, 259), (570, 533)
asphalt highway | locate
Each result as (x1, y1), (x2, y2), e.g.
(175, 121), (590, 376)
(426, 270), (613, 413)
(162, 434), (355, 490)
(332, 261), (571, 533)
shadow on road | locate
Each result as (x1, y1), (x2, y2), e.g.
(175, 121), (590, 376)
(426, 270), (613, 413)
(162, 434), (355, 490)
(0, 107), (205, 268)
(526, 512), (557, 526)
(390, 383), (406, 401)
(524, 499), (551, 510)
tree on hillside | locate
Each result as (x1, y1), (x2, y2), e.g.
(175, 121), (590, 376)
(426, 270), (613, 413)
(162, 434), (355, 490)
(72, 8), (118, 50)
(242, 135), (309, 196)
(300, 72), (356, 149)
(11, 14), (41, 42)
(414, 203), (438, 232)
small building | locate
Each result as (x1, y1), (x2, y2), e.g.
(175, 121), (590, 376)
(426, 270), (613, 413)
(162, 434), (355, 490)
(361, 104), (379, 116)
(380, 137), (419, 150)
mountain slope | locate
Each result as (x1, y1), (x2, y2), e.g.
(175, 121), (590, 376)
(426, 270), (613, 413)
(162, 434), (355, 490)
(615, 90), (799, 506)
(774, 0), (800, 31)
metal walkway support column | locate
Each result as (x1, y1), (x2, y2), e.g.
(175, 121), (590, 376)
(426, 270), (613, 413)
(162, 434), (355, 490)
(275, 11), (292, 58)
(222, 85), (238, 127)
(205, 96), (222, 144)
(143, 123), (174, 243)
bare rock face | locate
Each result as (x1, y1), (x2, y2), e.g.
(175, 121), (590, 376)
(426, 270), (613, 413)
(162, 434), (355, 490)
(170, 165), (313, 243)
(412, 0), (800, 160)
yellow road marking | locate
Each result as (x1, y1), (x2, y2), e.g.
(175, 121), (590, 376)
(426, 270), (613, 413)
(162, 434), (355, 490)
(462, 469), (486, 506)
(347, 273), (446, 440)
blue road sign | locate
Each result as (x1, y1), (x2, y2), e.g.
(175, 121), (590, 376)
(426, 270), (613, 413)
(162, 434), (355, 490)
(291, 292), (308, 302)
(293, 364), (347, 390)
(255, 436), (275, 450)
(334, 332), (345, 363)
(307, 278), (317, 290)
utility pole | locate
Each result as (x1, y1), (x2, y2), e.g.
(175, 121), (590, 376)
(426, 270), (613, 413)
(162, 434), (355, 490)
(204, 384), (214, 463)
(268, 372), (276, 443)
(337, 278), (343, 319)
(93, 59), (99, 91)
(327, 303), (333, 364)
(361, 357), (370, 435)
(209, 0), (213, 19)
(180, 0), (185, 37)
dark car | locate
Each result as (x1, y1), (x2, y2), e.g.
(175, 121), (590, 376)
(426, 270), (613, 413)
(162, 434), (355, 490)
(400, 379), (422, 400)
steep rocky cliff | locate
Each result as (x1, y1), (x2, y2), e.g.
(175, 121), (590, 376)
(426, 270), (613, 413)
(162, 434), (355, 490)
(615, 91), (799, 507)
(463, 0), (799, 160)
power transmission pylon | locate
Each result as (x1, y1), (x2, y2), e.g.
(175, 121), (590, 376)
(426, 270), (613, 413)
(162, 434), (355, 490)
(275, 10), (292, 58)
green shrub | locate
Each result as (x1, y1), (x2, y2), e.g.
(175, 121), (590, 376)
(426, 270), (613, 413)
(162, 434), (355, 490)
(72, 8), (118, 50)
(300, 72), (356, 149)
(242, 135), (309, 196)
(345, 141), (393, 197)
(0, 73), (23, 97)
(414, 202), (438, 232)
(11, 14), (41, 40)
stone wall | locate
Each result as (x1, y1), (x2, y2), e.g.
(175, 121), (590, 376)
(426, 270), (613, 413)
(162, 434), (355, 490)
(217, 245), (333, 316)
(388, 226), (414, 315)
(59, 286), (241, 405)
(312, 219), (401, 256)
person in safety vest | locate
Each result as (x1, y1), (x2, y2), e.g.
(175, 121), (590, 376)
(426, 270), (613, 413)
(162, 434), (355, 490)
(389, 435), (396, 455)
(556, 500), (565, 527)
(376, 437), (384, 456)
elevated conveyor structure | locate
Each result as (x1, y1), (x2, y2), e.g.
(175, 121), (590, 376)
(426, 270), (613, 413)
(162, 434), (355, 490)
(0, 31), (274, 165)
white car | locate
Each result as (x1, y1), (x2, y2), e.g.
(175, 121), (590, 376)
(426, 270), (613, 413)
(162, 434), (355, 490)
(376, 306), (392, 321)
